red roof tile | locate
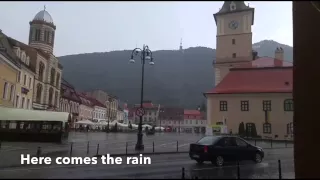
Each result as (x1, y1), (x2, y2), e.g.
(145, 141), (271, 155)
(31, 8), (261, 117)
(206, 67), (292, 94)
(184, 110), (201, 116)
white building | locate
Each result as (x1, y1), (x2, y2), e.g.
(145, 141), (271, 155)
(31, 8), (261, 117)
(133, 101), (160, 126)
(93, 105), (107, 123)
(78, 93), (94, 121)
(117, 107), (124, 122)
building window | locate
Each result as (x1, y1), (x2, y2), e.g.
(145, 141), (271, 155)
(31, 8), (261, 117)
(284, 99), (294, 111)
(232, 53), (236, 58)
(55, 91), (59, 107)
(50, 68), (56, 86)
(232, 39), (235, 45)
(15, 95), (19, 108)
(21, 97), (25, 109)
(29, 77), (32, 88)
(51, 31), (55, 45)
(263, 123), (272, 134)
(23, 75), (27, 86)
(9, 85), (14, 101)
(241, 101), (249, 111)
(246, 123), (253, 134)
(49, 88), (54, 106)
(2, 82), (8, 99)
(219, 101), (228, 111)
(17, 71), (21, 83)
(38, 62), (45, 81)
(36, 83), (42, 103)
(287, 122), (294, 135)
(263, 100), (272, 111)
(35, 29), (41, 41)
(56, 73), (60, 88)
(44, 31), (48, 42)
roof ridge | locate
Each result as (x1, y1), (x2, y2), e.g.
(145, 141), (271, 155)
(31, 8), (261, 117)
(231, 66), (293, 71)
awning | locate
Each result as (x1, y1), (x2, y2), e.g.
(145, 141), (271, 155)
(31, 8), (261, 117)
(0, 107), (70, 122)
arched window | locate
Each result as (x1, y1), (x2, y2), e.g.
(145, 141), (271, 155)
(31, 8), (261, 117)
(263, 123), (272, 134)
(48, 87), (54, 106)
(50, 68), (55, 86)
(9, 84), (14, 101)
(56, 73), (60, 88)
(38, 62), (45, 81)
(284, 99), (294, 111)
(36, 83), (42, 103)
(2, 82), (8, 99)
(55, 91), (59, 107)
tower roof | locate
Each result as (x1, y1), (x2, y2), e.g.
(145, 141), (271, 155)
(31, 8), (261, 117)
(33, 8), (54, 24)
(213, 1), (254, 25)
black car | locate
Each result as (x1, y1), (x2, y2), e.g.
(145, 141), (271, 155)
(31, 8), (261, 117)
(189, 135), (264, 166)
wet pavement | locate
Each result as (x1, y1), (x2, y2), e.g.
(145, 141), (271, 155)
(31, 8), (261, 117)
(0, 148), (294, 179)
(0, 132), (293, 168)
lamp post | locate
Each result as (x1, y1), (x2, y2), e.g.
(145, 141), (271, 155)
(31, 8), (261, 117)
(129, 44), (154, 151)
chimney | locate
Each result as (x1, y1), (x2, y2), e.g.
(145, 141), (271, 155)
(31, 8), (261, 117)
(275, 47), (284, 61)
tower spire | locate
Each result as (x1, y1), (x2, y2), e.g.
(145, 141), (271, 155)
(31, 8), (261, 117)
(44, 5), (46, 11)
(179, 38), (183, 51)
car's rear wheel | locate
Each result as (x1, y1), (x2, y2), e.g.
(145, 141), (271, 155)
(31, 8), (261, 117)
(213, 156), (224, 167)
(196, 159), (204, 164)
(254, 152), (263, 163)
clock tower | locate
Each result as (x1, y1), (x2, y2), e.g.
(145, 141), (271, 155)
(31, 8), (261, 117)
(213, 1), (255, 86)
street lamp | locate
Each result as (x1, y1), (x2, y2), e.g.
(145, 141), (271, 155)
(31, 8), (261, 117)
(129, 44), (154, 151)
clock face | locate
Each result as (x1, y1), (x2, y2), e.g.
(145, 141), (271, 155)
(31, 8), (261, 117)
(229, 21), (239, 30)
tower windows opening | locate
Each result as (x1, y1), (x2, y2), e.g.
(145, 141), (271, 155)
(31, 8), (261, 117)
(232, 53), (236, 58)
(35, 29), (41, 41)
(232, 39), (236, 45)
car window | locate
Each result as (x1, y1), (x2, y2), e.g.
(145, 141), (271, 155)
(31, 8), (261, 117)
(197, 136), (220, 145)
(216, 137), (235, 147)
(235, 137), (248, 147)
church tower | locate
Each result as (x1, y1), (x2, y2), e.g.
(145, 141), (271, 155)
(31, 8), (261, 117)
(213, 1), (254, 86)
(28, 6), (56, 54)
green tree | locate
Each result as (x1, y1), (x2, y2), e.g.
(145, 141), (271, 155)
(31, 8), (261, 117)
(238, 122), (245, 137)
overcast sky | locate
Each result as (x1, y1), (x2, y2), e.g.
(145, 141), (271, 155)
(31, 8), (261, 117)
(0, 1), (292, 57)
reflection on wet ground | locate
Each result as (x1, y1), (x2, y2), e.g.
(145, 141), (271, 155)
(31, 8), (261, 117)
(0, 132), (293, 168)
(0, 149), (294, 179)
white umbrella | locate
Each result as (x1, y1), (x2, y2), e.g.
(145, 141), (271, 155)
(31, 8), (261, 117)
(75, 120), (95, 125)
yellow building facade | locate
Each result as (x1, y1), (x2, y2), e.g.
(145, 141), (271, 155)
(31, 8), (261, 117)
(0, 51), (20, 108)
(11, 47), (36, 109)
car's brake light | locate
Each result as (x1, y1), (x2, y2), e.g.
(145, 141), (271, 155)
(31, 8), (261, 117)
(204, 146), (208, 153)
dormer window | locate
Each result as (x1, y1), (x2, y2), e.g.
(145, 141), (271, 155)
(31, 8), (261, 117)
(16, 49), (21, 58)
(230, 1), (236, 11)
(26, 56), (30, 66)
(21, 52), (26, 63)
